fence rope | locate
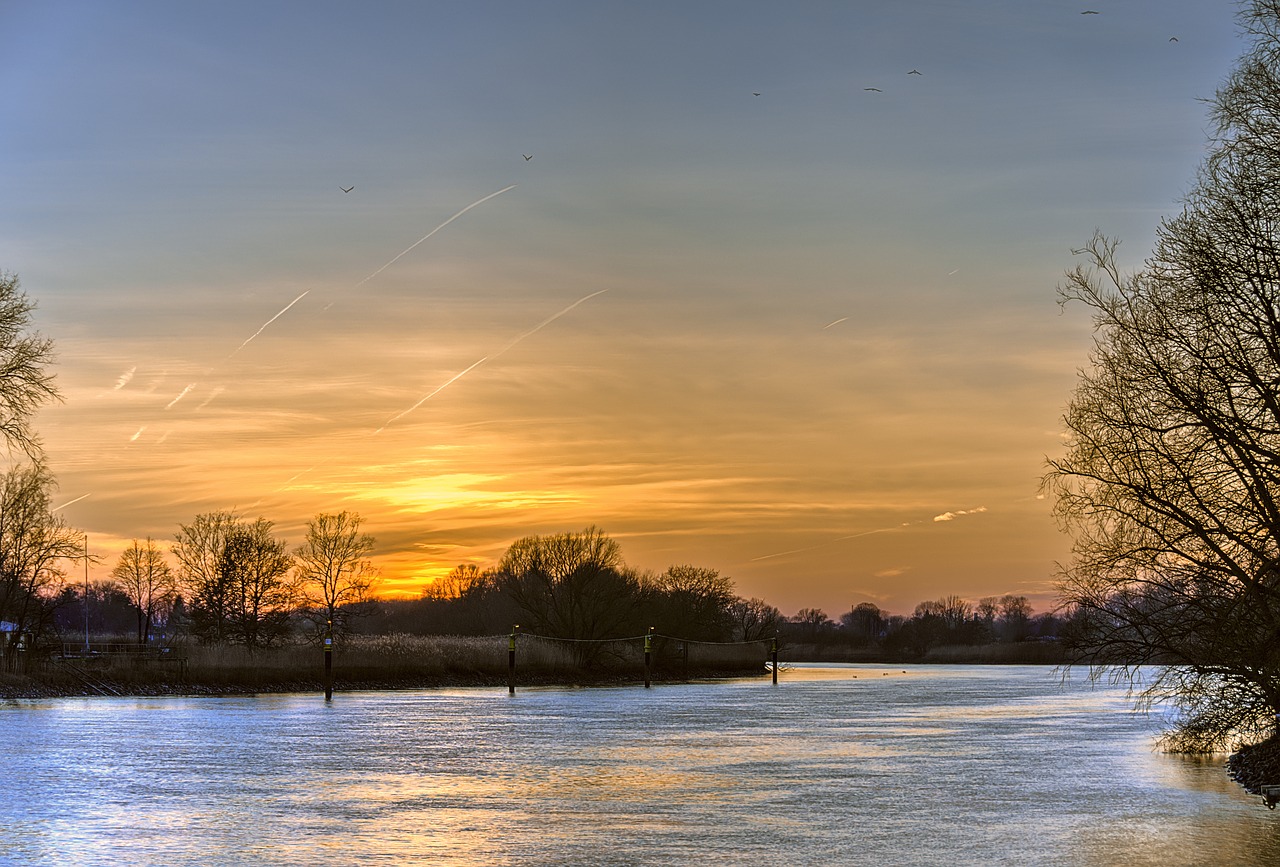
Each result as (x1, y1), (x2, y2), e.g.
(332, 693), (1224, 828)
(504, 630), (775, 648)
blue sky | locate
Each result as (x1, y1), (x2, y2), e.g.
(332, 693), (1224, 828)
(0, 1), (1245, 616)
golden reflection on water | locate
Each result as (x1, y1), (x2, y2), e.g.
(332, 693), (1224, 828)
(6, 667), (1280, 865)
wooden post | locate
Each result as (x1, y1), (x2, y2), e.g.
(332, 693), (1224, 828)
(644, 627), (654, 689)
(507, 627), (516, 694)
(771, 635), (779, 685)
(323, 637), (333, 701)
(680, 640), (688, 681)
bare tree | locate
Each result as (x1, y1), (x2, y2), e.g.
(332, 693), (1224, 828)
(0, 272), (59, 458)
(1046, 1), (1280, 752)
(0, 464), (82, 664)
(221, 519), (295, 651)
(650, 564), (737, 641)
(497, 526), (646, 661)
(294, 511), (377, 641)
(728, 596), (783, 642)
(175, 512), (294, 649)
(173, 511), (238, 644)
(423, 563), (489, 600)
(110, 537), (176, 645)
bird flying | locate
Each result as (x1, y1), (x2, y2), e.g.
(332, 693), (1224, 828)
(1081, 9), (1099, 13)
(523, 154), (533, 160)
(908, 69), (922, 75)
(341, 186), (354, 193)
(864, 87), (882, 92)
(753, 92), (761, 96)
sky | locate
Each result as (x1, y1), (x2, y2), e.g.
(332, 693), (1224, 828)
(0, 1), (1247, 618)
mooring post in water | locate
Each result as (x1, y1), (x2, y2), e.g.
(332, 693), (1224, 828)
(508, 625), (519, 695)
(324, 618), (334, 702)
(644, 626), (654, 689)
(771, 635), (779, 685)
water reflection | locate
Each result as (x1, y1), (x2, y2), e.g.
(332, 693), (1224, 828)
(2, 666), (1278, 865)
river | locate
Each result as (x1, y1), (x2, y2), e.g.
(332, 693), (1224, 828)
(3, 664), (1278, 865)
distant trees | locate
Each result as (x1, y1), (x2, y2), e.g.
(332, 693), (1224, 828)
(294, 511), (377, 642)
(423, 563), (488, 600)
(110, 538), (176, 645)
(790, 607), (835, 644)
(841, 602), (884, 646)
(1046, 1), (1280, 751)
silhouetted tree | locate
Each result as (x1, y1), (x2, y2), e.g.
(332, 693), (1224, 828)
(423, 563), (488, 600)
(173, 511), (238, 644)
(110, 537), (176, 645)
(650, 564), (736, 641)
(840, 602), (884, 647)
(176, 512), (294, 649)
(0, 271), (59, 458)
(0, 464), (83, 663)
(1047, 1), (1280, 751)
(789, 607), (834, 644)
(496, 526), (646, 663)
(294, 511), (377, 642)
(219, 519), (295, 651)
(728, 596), (782, 642)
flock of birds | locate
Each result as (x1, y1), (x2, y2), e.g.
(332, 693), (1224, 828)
(333, 9), (1177, 195)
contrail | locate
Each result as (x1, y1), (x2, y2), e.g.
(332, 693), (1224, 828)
(823, 317), (848, 329)
(52, 493), (91, 512)
(113, 366), (136, 390)
(751, 504), (992, 562)
(129, 426), (147, 442)
(372, 289), (609, 433)
(491, 289), (609, 361)
(229, 290), (310, 357)
(195, 386), (225, 411)
(750, 526), (901, 562)
(375, 356), (490, 433)
(353, 184), (518, 292)
(165, 383), (197, 409)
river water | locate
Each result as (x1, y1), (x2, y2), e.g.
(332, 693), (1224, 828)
(3, 664), (1279, 866)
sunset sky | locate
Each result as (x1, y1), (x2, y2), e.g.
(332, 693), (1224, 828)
(1, 1), (1244, 618)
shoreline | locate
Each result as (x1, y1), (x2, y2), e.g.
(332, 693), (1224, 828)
(0, 667), (764, 701)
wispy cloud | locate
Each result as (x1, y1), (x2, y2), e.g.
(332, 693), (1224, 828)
(195, 386), (225, 411)
(165, 383), (197, 409)
(933, 507), (988, 522)
(113, 366), (136, 390)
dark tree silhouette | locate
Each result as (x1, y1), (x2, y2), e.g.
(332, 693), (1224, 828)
(1047, 1), (1280, 751)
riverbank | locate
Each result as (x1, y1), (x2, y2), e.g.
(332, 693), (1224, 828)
(0, 667), (763, 700)
(1227, 735), (1280, 798)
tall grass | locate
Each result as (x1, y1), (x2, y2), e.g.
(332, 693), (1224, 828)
(28, 633), (767, 693)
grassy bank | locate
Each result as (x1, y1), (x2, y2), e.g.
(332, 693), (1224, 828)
(780, 641), (1068, 665)
(1, 633), (770, 698)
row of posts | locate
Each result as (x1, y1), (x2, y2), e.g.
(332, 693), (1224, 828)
(323, 625), (779, 701)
